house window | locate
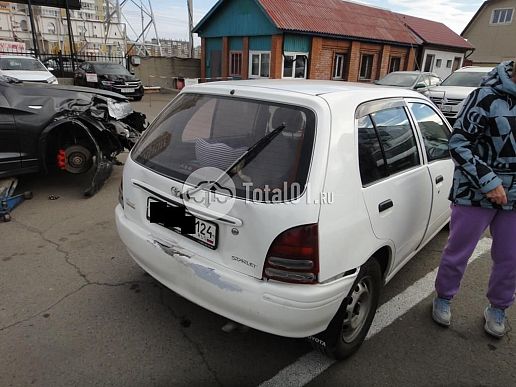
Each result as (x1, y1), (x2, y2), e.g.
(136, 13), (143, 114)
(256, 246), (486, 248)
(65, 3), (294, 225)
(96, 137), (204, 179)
(229, 51), (242, 77)
(446, 60), (452, 68)
(359, 54), (374, 80)
(48, 22), (56, 34)
(435, 59), (442, 68)
(333, 53), (347, 80)
(283, 52), (308, 79)
(249, 51), (270, 78)
(389, 56), (401, 73)
(491, 8), (513, 24)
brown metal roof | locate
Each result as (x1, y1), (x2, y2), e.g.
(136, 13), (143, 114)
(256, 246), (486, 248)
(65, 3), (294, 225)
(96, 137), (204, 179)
(396, 13), (474, 50)
(257, 0), (419, 45)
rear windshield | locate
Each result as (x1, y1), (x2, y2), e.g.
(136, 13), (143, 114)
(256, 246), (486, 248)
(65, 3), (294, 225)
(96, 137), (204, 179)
(376, 73), (419, 87)
(132, 93), (316, 201)
(440, 71), (489, 87)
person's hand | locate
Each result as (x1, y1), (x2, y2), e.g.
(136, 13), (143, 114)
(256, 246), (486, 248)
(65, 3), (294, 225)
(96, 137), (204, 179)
(486, 185), (508, 205)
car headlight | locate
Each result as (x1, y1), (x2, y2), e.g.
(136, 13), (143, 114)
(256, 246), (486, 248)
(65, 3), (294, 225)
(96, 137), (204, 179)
(107, 99), (133, 120)
(48, 76), (58, 84)
(101, 80), (115, 86)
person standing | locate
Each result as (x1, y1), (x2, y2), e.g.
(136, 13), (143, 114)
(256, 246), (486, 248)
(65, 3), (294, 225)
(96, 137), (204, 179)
(432, 60), (516, 338)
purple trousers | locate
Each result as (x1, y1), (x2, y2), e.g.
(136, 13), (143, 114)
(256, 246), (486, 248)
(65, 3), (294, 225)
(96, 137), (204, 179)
(435, 205), (516, 309)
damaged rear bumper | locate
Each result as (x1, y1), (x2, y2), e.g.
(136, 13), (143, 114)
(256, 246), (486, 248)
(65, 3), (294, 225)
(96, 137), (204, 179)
(115, 205), (355, 338)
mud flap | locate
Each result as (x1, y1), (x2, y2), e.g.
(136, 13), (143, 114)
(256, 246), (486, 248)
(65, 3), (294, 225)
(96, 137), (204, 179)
(83, 155), (114, 197)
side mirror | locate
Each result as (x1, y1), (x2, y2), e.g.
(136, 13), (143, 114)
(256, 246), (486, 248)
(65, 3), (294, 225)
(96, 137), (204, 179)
(414, 83), (427, 90)
(130, 71), (135, 75)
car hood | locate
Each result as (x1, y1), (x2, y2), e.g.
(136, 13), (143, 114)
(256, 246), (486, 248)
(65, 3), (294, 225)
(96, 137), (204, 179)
(425, 86), (476, 99)
(0, 70), (53, 82)
(98, 73), (140, 83)
(8, 82), (130, 101)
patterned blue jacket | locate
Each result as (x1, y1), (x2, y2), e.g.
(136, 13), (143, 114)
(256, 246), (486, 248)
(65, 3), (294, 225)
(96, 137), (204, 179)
(449, 61), (516, 210)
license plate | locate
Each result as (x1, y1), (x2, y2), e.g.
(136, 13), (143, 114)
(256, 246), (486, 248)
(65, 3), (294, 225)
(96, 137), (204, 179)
(440, 105), (452, 112)
(121, 88), (135, 93)
(147, 198), (218, 249)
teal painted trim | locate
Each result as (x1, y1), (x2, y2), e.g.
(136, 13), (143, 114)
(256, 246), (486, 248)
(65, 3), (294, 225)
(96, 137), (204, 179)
(195, 0), (279, 38)
(249, 36), (272, 51)
(229, 37), (243, 51)
(284, 34), (311, 53)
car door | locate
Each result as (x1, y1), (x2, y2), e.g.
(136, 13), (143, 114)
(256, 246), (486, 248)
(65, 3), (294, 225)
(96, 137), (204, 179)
(0, 90), (20, 175)
(407, 100), (454, 241)
(357, 99), (433, 268)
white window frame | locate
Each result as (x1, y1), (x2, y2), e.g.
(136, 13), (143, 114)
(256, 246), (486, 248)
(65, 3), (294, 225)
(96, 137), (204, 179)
(333, 53), (346, 80)
(359, 54), (374, 80)
(282, 51), (308, 79)
(249, 50), (271, 79)
(491, 8), (514, 25)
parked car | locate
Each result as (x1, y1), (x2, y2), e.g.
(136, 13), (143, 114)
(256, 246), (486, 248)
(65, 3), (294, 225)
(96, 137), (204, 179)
(425, 66), (493, 125)
(0, 75), (147, 196)
(74, 61), (144, 101)
(0, 55), (58, 84)
(375, 71), (441, 92)
(116, 80), (454, 359)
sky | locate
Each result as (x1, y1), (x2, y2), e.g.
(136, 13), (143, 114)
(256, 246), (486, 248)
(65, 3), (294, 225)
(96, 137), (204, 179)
(122, 0), (485, 43)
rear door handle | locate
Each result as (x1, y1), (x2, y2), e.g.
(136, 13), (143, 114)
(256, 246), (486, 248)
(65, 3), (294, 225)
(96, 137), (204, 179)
(379, 199), (393, 213)
(436, 175), (444, 184)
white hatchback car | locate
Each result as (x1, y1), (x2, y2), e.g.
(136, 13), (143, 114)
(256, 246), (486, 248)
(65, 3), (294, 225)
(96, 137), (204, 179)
(0, 55), (58, 84)
(116, 80), (454, 359)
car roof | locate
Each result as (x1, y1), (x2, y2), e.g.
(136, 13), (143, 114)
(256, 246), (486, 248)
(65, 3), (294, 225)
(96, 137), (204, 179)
(388, 71), (437, 76)
(187, 79), (426, 98)
(455, 66), (493, 72)
(0, 55), (38, 60)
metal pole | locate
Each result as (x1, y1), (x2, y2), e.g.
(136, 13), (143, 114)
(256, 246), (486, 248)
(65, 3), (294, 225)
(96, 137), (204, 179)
(64, 0), (76, 71)
(26, 0), (39, 58)
(187, 0), (194, 58)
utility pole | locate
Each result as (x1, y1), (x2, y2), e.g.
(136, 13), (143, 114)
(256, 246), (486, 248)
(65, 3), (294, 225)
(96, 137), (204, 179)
(26, 0), (39, 58)
(187, 0), (194, 58)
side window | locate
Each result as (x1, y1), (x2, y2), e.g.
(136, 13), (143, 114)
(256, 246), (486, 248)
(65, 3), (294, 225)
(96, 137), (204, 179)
(408, 102), (451, 162)
(370, 107), (420, 175)
(358, 115), (389, 185)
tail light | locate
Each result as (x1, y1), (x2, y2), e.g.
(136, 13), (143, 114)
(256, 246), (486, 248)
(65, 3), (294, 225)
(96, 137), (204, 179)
(263, 224), (319, 284)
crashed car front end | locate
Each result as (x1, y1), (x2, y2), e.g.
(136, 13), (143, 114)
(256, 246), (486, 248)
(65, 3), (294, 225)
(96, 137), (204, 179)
(1, 76), (148, 196)
(42, 94), (148, 197)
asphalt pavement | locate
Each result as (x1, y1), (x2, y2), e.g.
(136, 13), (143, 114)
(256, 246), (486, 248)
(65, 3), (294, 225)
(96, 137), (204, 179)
(0, 94), (514, 387)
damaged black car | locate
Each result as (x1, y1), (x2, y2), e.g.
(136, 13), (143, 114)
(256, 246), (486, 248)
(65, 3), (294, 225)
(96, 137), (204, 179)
(0, 75), (147, 196)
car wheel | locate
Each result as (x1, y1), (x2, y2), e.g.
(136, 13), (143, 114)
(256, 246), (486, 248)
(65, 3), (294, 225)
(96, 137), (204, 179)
(2, 213), (12, 222)
(63, 145), (93, 174)
(133, 96), (143, 101)
(310, 258), (381, 360)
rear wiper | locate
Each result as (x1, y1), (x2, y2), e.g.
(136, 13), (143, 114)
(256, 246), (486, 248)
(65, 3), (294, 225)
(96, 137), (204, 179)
(185, 124), (286, 199)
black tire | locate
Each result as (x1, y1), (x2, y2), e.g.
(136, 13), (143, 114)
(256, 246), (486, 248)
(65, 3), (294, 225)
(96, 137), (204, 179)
(310, 258), (382, 360)
(133, 96), (143, 102)
(3, 213), (11, 222)
(23, 191), (33, 200)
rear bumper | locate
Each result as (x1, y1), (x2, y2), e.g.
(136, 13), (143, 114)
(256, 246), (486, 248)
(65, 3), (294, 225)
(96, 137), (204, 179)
(115, 205), (357, 338)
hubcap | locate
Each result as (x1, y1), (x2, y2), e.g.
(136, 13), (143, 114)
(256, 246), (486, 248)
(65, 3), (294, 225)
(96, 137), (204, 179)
(341, 276), (373, 343)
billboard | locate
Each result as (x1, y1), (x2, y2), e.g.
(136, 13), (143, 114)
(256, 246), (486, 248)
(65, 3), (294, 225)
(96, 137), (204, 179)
(8, 0), (81, 10)
(0, 40), (26, 53)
